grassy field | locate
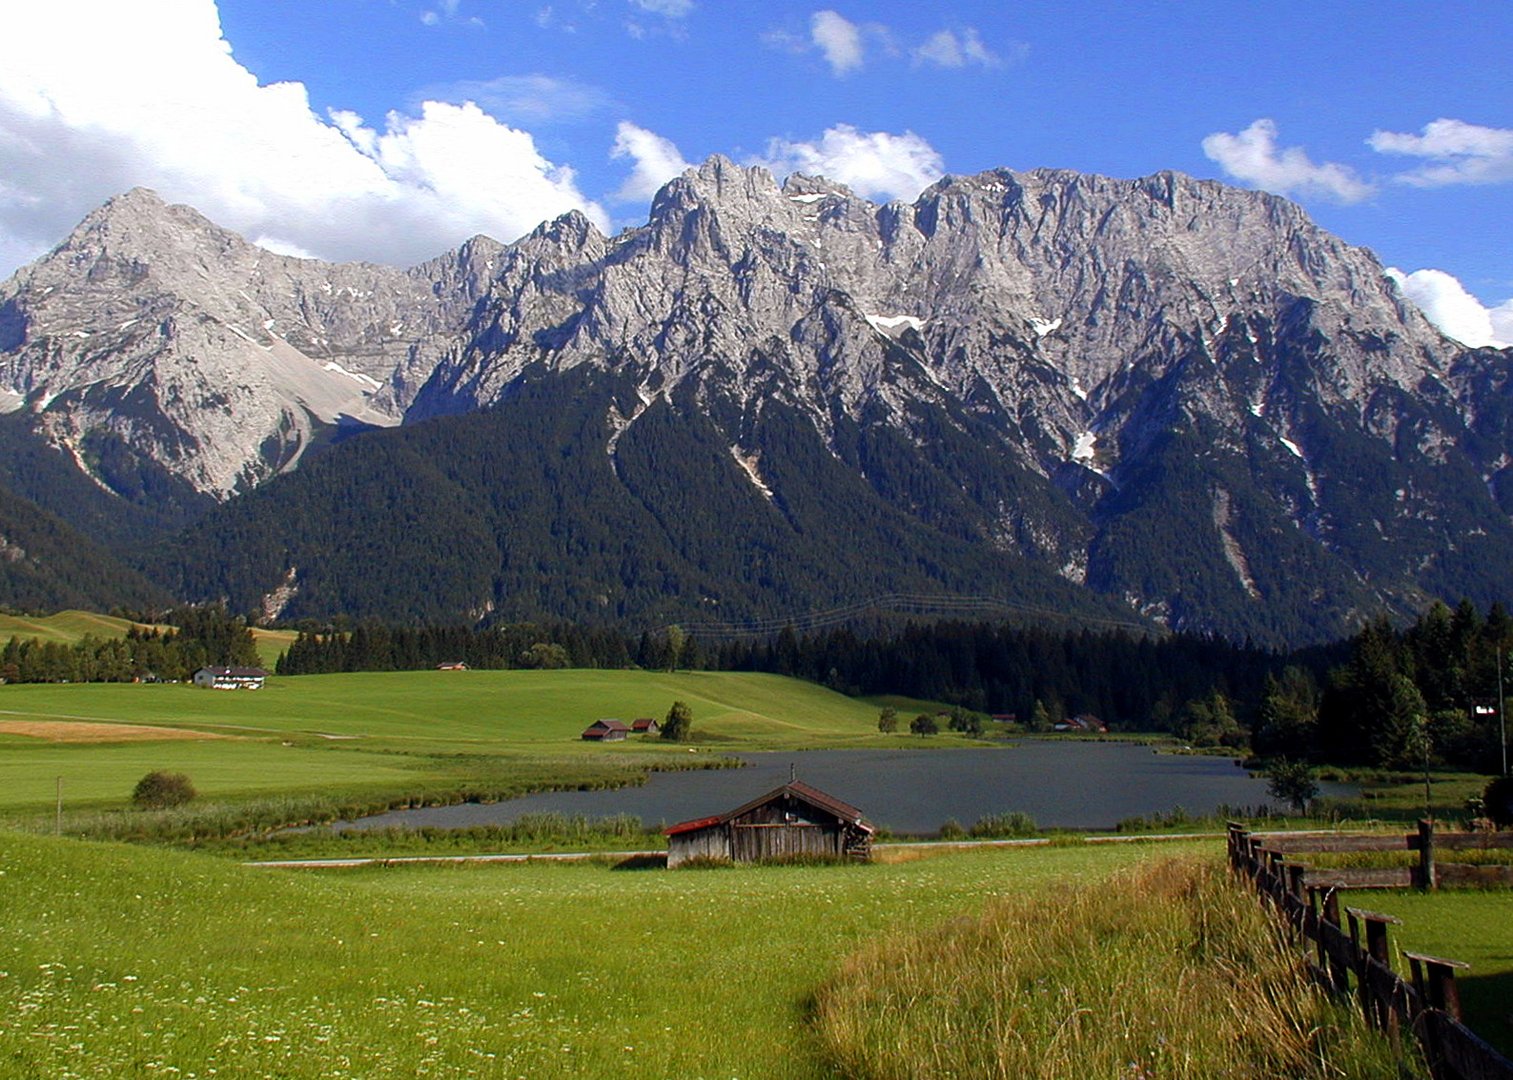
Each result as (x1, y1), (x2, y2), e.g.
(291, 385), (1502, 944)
(0, 670), (930, 827)
(0, 609), (296, 667)
(0, 610), (160, 644)
(1347, 890), (1513, 1056)
(4, 832), (1385, 1079)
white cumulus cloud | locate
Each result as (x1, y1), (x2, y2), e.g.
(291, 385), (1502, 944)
(610, 121), (693, 202)
(1202, 119), (1374, 204)
(0, 0), (607, 278)
(810, 10), (864, 75)
(1387, 267), (1511, 349)
(1368, 118), (1513, 187)
(753, 124), (944, 203)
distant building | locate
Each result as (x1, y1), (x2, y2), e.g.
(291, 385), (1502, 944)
(1054, 713), (1108, 734)
(192, 666), (267, 691)
(665, 781), (874, 867)
(581, 719), (630, 741)
(632, 717), (660, 735)
(437, 661), (469, 671)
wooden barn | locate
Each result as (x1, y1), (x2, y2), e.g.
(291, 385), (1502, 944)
(664, 781), (873, 868)
(581, 719), (630, 741)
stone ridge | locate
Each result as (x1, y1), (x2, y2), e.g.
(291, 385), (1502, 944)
(2, 159), (1509, 641)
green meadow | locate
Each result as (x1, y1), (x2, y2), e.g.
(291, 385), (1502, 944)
(0, 609), (159, 645)
(0, 670), (917, 832)
(0, 833), (1234, 1079)
(1348, 891), (1513, 1056)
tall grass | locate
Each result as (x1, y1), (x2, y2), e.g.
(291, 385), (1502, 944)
(813, 857), (1419, 1079)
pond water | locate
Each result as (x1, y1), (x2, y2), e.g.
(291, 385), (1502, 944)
(333, 742), (1354, 834)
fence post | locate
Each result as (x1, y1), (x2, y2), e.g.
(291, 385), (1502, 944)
(1406, 952), (1470, 1080)
(1347, 907), (1402, 1037)
(1406, 952), (1468, 1021)
(1286, 863), (1307, 899)
(1417, 818), (1436, 891)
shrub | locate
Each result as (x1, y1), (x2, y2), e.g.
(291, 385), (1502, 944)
(661, 700), (693, 741)
(131, 771), (197, 810)
(1264, 758), (1319, 814)
(968, 811), (1037, 839)
(1484, 776), (1513, 827)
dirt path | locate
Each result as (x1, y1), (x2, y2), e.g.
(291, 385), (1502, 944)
(243, 832), (1226, 870)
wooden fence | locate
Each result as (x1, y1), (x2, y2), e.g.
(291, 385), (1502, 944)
(1228, 822), (1513, 1080)
(1251, 820), (1513, 891)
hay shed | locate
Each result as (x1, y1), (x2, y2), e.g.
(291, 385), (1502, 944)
(664, 780), (873, 868)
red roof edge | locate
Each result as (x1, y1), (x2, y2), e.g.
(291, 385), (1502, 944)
(664, 815), (723, 837)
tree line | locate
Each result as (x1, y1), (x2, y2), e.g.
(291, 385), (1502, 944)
(1254, 599), (1511, 772)
(8, 598), (1512, 775)
(1, 607), (261, 684)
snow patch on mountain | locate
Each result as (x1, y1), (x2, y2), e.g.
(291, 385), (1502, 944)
(865, 313), (925, 338)
(323, 361), (384, 391)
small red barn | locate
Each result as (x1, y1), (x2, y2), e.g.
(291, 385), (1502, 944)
(581, 719), (630, 741)
(632, 717), (660, 735)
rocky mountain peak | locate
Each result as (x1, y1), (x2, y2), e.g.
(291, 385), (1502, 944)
(4, 166), (1511, 645)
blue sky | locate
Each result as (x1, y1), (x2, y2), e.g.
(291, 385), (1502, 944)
(2, 1), (1510, 342)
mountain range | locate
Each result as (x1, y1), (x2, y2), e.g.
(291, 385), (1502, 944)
(2, 158), (1511, 646)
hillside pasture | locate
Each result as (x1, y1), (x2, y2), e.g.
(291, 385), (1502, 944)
(0, 669), (912, 819)
(0, 609), (161, 644)
(0, 609), (292, 666)
(0, 669), (887, 747)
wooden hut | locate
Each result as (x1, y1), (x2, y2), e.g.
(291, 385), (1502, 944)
(664, 781), (873, 867)
(581, 719), (630, 741)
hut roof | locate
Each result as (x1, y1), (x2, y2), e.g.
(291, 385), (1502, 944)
(664, 781), (873, 837)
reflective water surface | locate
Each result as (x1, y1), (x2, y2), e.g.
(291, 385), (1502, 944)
(335, 741), (1351, 833)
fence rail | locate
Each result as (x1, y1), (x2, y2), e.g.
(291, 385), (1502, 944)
(1228, 822), (1513, 1080)
(1251, 820), (1513, 890)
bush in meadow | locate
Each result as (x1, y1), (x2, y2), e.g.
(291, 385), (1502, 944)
(131, 770), (197, 810)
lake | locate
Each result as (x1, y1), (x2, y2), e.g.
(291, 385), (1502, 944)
(332, 741), (1350, 834)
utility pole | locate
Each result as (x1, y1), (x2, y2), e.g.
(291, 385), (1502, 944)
(1500, 648), (1508, 777)
(1422, 717), (1432, 819)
